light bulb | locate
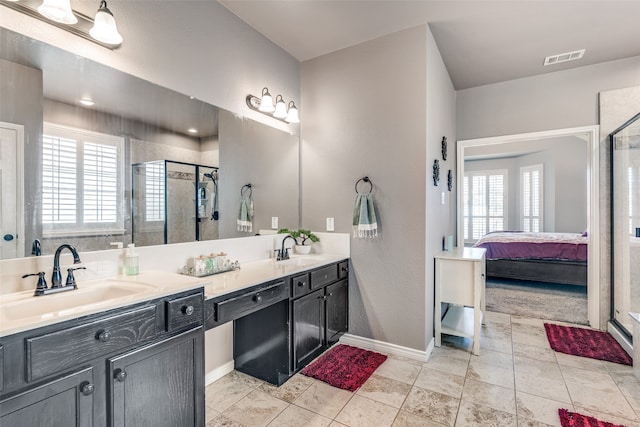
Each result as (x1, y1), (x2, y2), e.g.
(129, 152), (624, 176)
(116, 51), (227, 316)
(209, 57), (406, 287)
(37, 0), (77, 24)
(90, 0), (123, 45)
(259, 87), (275, 113)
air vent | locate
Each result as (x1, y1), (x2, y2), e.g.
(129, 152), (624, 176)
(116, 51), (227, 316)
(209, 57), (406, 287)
(543, 49), (585, 66)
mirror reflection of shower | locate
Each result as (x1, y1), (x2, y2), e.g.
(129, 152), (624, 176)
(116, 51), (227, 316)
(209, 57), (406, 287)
(132, 161), (219, 246)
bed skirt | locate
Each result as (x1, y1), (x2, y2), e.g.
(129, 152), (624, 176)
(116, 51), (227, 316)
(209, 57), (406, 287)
(486, 259), (587, 286)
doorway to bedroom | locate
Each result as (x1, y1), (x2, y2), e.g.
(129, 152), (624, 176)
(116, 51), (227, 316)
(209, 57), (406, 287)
(457, 126), (600, 328)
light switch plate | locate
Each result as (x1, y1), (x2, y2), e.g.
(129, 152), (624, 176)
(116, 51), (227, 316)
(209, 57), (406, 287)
(441, 192), (446, 205)
(271, 217), (278, 229)
(326, 217), (335, 232)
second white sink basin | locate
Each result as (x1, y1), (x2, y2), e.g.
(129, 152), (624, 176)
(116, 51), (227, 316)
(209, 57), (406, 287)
(275, 256), (325, 268)
(0, 281), (157, 323)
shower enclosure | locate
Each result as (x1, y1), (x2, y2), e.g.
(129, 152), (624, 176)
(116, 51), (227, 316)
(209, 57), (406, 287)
(610, 112), (640, 339)
(132, 160), (219, 246)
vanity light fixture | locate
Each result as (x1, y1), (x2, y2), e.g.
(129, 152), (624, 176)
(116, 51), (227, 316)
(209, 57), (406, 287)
(187, 128), (198, 134)
(89, 0), (123, 45)
(273, 95), (288, 119)
(285, 101), (299, 124)
(246, 87), (300, 124)
(0, 0), (123, 49)
(258, 87), (275, 113)
(37, 0), (77, 24)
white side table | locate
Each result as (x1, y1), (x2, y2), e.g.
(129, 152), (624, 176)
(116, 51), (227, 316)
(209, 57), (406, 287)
(434, 247), (486, 355)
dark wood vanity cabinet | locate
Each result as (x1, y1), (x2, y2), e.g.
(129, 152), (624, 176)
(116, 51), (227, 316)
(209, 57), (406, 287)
(108, 328), (203, 427)
(0, 288), (205, 427)
(206, 259), (349, 386)
(291, 261), (349, 372)
(0, 367), (94, 427)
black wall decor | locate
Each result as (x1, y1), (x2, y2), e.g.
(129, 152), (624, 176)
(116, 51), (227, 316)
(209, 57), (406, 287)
(447, 170), (453, 191)
(441, 136), (447, 161)
(433, 159), (440, 186)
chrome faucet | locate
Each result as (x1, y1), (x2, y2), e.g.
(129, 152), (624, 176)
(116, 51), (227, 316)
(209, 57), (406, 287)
(52, 244), (82, 288)
(276, 235), (296, 261)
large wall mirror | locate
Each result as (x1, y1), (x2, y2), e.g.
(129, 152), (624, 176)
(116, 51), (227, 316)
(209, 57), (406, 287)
(0, 28), (299, 259)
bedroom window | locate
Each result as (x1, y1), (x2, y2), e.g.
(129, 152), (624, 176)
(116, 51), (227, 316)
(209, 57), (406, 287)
(42, 123), (124, 237)
(463, 169), (507, 243)
(520, 164), (543, 232)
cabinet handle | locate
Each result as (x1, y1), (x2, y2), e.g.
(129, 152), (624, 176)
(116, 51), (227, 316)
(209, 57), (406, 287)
(80, 381), (94, 396)
(253, 294), (262, 303)
(297, 281), (305, 287)
(96, 330), (111, 342)
(328, 293), (333, 297)
(341, 266), (349, 272)
(114, 369), (127, 382)
(182, 305), (195, 316)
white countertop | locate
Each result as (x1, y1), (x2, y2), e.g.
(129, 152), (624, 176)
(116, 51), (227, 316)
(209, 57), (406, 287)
(0, 254), (347, 337)
(434, 247), (486, 261)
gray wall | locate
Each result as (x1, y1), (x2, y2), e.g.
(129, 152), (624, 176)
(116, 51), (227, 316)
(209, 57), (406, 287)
(457, 56), (640, 140)
(465, 136), (588, 233)
(301, 25), (455, 352)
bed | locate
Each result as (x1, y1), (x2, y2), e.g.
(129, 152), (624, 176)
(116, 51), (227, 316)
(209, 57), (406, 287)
(472, 231), (588, 286)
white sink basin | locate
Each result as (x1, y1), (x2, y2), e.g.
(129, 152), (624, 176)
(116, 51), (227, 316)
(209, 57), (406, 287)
(0, 281), (157, 323)
(275, 256), (324, 268)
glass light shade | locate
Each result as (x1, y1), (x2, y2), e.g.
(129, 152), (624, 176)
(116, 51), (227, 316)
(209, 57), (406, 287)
(285, 101), (300, 123)
(90, 2), (123, 45)
(259, 88), (275, 113)
(37, 0), (77, 24)
(273, 95), (288, 119)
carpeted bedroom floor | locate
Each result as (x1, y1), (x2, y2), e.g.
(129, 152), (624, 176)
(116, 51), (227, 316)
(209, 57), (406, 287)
(485, 278), (588, 325)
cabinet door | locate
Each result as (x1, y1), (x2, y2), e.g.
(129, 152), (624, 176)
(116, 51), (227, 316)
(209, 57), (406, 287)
(0, 367), (94, 427)
(325, 279), (349, 346)
(108, 328), (204, 427)
(292, 289), (324, 371)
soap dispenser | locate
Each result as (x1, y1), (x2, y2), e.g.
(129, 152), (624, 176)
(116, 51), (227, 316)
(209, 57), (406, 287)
(125, 243), (139, 275)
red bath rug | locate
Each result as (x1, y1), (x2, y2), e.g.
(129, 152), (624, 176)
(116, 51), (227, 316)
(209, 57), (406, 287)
(544, 323), (632, 366)
(300, 344), (387, 391)
(559, 408), (627, 427)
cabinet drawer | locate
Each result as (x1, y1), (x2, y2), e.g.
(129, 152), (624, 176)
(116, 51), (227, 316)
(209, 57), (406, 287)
(291, 273), (311, 298)
(26, 305), (157, 382)
(215, 281), (287, 324)
(338, 261), (349, 279)
(311, 265), (337, 290)
(166, 292), (204, 332)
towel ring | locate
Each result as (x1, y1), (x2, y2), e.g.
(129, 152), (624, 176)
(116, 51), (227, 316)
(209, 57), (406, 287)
(355, 176), (373, 194)
(241, 183), (252, 197)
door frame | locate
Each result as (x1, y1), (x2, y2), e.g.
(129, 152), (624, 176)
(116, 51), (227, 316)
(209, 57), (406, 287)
(457, 125), (600, 329)
(1, 121), (25, 258)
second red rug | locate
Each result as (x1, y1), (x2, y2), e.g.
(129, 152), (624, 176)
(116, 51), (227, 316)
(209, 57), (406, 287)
(559, 408), (627, 427)
(544, 323), (632, 365)
(300, 344), (387, 391)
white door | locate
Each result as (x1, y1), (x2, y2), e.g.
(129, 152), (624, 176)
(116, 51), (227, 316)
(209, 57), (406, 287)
(0, 122), (24, 259)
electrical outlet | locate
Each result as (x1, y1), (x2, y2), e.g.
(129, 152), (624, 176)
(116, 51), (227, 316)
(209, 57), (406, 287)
(326, 217), (335, 232)
(271, 217), (278, 229)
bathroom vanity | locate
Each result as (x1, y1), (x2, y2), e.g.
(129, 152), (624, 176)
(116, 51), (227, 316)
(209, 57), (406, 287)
(0, 287), (205, 427)
(0, 255), (349, 426)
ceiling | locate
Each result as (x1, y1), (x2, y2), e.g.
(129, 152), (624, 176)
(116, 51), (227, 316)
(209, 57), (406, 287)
(218, 0), (640, 90)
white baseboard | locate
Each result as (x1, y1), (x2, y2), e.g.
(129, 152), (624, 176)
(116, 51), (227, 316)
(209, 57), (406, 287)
(339, 333), (432, 363)
(205, 360), (235, 386)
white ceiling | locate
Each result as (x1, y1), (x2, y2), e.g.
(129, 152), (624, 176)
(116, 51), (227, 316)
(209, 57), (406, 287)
(218, 0), (640, 89)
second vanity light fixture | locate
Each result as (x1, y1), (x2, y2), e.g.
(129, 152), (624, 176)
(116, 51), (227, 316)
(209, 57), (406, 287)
(246, 87), (300, 124)
(1, 0), (123, 48)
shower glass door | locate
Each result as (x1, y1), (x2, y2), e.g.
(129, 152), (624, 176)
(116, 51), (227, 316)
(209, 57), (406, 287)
(611, 112), (640, 336)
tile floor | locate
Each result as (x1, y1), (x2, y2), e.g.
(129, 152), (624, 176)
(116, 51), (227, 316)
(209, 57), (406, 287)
(204, 311), (640, 426)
